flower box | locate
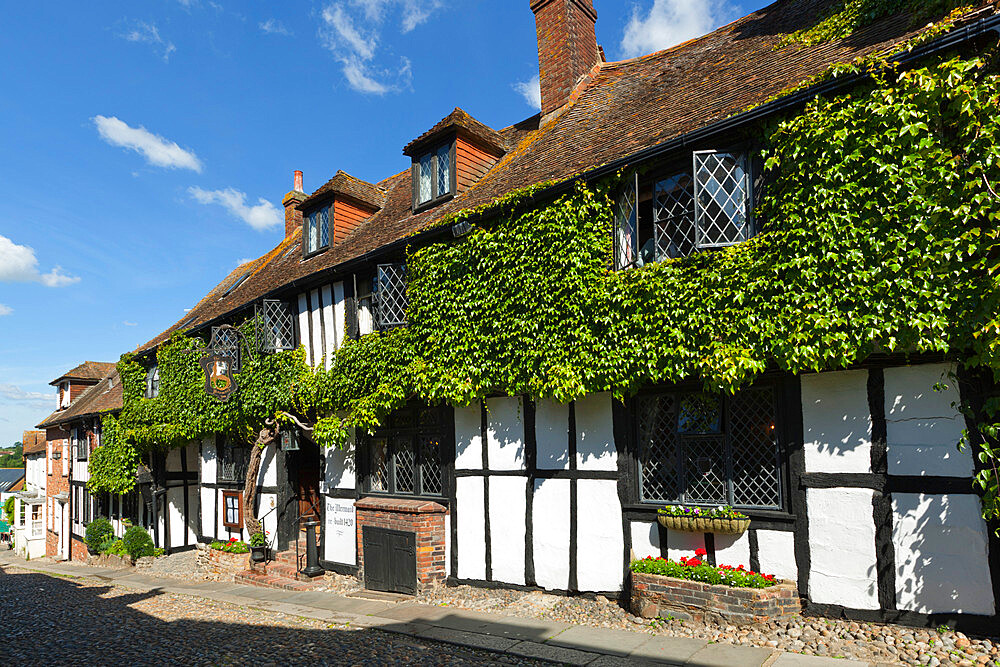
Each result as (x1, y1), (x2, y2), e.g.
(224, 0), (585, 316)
(657, 514), (749, 535)
(631, 571), (799, 625)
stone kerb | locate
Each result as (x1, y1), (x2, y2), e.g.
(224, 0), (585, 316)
(631, 572), (800, 625)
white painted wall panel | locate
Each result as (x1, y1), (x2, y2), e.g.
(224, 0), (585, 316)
(324, 496), (357, 565)
(576, 479), (623, 592)
(454, 404), (482, 470)
(310, 288), (324, 368)
(201, 437), (216, 484)
(801, 370), (872, 473)
(166, 446), (181, 471)
(756, 530), (797, 582)
(489, 476), (526, 585)
(666, 529), (704, 561)
(884, 363), (973, 477)
(258, 445), (277, 487)
(533, 478), (570, 589)
(252, 493), (278, 544)
(332, 281), (346, 353)
(186, 485), (199, 545)
(200, 487), (214, 537)
(535, 399), (569, 470)
(575, 393), (617, 471)
(630, 521), (659, 560)
(325, 437), (356, 491)
(456, 477), (486, 580)
(715, 531), (751, 569)
(297, 293), (311, 365)
(167, 487), (186, 548)
(893, 493), (994, 614)
(486, 397), (525, 471)
(321, 284), (335, 369)
(808, 487), (879, 609)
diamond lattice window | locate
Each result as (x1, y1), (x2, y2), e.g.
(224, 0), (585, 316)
(653, 172), (696, 260)
(636, 386), (781, 509)
(613, 173), (638, 270)
(256, 300), (296, 353)
(376, 263), (407, 329)
(693, 150), (751, 248)
(217, 439), (249, 483)
(364, 404), (446, 497)
(209, 326), (241, 372)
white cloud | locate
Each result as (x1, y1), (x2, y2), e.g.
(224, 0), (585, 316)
(0, 384), (52, 407)
(119, 20), (177, 62)
(188, 187), (283, 231)
(259, 19), (292, 36)
(513, 74), (541, 111)
(122, 320), (137, 326)
(0, 235), (80, 287)
(320, 1), (435, 94)
(93, 115), (203, 172)
(236, 258), (253, 267)
(620, 0), (735, 58)
(0, 304), (11, 316)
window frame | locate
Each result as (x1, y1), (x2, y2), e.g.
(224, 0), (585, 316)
(374, 263), (407, 330)
(361, 404), (450, 499)
(303, 203), (333, 258)
(411, 139), (457, 212)
(73, 428), (88, 461)
(630, 377), (789, 513)
(145, 365), (159, 399)
(217, 438), (249, 484)
(221, 490), (243, 530)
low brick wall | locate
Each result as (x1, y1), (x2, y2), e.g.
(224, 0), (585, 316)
(631, 572), (800, 625)
(204, 547), (250, 581)
(355, 497), (447, 593)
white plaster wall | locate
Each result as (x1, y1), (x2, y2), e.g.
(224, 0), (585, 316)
(801, 370), (872, 474)
(715, 531), (751, 569)
(324, 437), (356, 491)
(310, 288), (323, 368)
(167, 486), (187, 548)
(258, 445), (277, 487)
(489, 476), (526, 585)
(807, 487), (879, 609)
(456, 476), (486, 580)
(324, 496), (357, 565)
(166, 446), (181, 472)
(297, 293), (311, 365)
(186, 485), (199, 545)
(251, 492), (278, 543)
(666, 529), (704, 561)
(756, 530), (798, 582)
(321, 284), (335, 369)
(576, 479), (623, 592)
(884, 363), (973, 477)
(486, 397), (525, 471)
(535, 398), (570, 470)
(200, 487), (215, 537)
(201, 437), (217, 484)
(454, 403), (482, 470)
(892, 493), (994, 614)
(533, 478), (570, 589)
(332, 281), (346, 353)
(630, 521), (659, 560)
(575, 393), (617, 471)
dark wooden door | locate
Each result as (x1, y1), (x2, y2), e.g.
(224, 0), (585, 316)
(362, 525), (416, 594)
(298, 463), (320, 521)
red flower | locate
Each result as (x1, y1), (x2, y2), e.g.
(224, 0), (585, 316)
(695, 548), (707, 557)
(684, 559), (702, 567)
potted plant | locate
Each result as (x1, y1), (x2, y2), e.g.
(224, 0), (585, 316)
(249, 530), (269, 563)
(657, 505), (750, 535)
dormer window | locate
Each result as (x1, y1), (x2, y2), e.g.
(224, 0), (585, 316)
(414, 142), (455, 209)
(305, 205), (331, 255)
(145, 365), (159, 399)
(58, 381), (71, 409)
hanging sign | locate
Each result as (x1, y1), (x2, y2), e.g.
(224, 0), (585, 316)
(200, 353), (238, 402)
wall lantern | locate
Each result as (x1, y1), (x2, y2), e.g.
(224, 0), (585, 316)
(280, 429), (300, 452)
(51, 451), (62, 460)
(451, 220), (472, 238)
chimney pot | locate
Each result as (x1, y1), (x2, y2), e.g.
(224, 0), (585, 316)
(294, 170), (304, 193)
(530, 0), (600, 116)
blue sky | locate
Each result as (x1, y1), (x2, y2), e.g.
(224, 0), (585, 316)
(0, 0), (770, 446)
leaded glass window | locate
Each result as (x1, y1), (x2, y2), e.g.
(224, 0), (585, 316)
(305, 205), (331, 255)
(613, 172), (638, 270)
(217, 439), (249, 483)
(375, 263), (407, 328)
(364, 404), (447, 497)
(419, 153), (433, 204)
(693, 150), (751, 248)
(307, 213), (319, 253)
(437, 144), (450, 196)
(256, 300), (296, 353)
(414, 142), (454, 209)
(145, 366), (159, 399)
(636, 385), (781, 509)
(653, 172), (696, 260)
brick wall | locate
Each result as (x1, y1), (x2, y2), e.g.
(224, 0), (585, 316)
(45, 428), (69, 558)
(355, 497), (447, 592)
(631, 572), (801, 625)
(531, 0), (599, 115)
(283, 191), (306, 240)
(70, 535), (88, 562)
(202, 546), (250, 581)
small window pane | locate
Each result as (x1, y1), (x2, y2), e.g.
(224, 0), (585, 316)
(436, 144), (450, 197)
(677, 393), (721, 434)
(420, 436), (443, 496)
(653, 173), (696, 259)
(371, 438), (389, 491)
(394, 437), (415, 493)
(419, 153), (433, 203)
(320, 207), (330, 248)
(614, 174), (638, 270)
(694, 151), (750, 248)
(307, 214), (319, 253)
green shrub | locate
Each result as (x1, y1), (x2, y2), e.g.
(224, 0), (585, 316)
(210, 537), (249, 554)
(105, 539), (129, 557)
(85, 517), (114, 553)
(122, 525), (155, 559)
(97, 535), (117, 554)
(2, 497), (14, 526)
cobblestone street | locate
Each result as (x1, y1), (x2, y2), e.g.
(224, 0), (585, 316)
(0, 565), (540, 666)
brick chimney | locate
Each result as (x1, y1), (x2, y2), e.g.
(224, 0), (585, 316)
(530, 0), (599, 116)
(282, 170), (306, 240)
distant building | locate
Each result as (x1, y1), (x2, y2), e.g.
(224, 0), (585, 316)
(11, 431), (46, 559)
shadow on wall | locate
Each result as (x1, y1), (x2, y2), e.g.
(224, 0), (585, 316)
(0, 567), (566, 663)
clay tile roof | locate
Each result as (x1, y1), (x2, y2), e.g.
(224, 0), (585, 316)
(302, 170), (387, 211)
(37, 370), (122, 428)
(21, 431), (46, 455)
(403, 107), (506, 156)
(133, 1), (997, 355)
(49, 361), (117, 386)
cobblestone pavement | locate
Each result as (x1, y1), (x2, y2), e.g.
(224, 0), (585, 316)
(0, 565), (542, 666)
(418, 586), (1000, 666)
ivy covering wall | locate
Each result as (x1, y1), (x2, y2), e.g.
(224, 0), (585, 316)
(88, 48), (1000, 527)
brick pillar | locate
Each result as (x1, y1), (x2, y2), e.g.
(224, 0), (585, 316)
(530, 0), (599, 115)
(283, 170), (306, 240)
(354, 497), (447, 592)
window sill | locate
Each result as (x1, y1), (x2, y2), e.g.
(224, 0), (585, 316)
(302, 246), (331, 261)
(412, 192), (454, 215)
(624, 503), (794, 523)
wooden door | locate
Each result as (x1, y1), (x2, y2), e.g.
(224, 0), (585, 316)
(297, 454), (321, 522)
(362, 525), (416, 594)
